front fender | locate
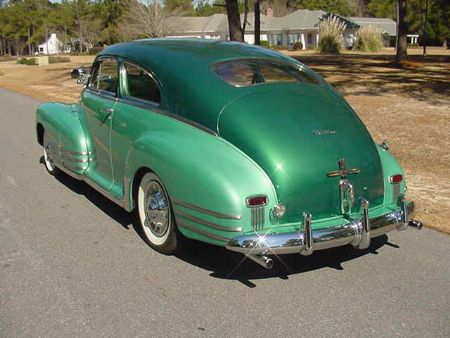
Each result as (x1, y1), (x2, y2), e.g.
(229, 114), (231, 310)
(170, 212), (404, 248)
(125, 126), (277, 244)
(36, 102), (93, 174)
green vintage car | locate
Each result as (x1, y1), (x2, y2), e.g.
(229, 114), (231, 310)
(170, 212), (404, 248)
(36, 39), (418, 269)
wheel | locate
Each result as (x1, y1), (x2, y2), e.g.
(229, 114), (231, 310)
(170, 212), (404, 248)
(137, 172), (179, 254)
(43, 133), (61, 176)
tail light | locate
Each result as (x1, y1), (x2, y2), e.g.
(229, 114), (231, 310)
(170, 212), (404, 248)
(390, 174), (403, 184)
(246, 195), (268, 207)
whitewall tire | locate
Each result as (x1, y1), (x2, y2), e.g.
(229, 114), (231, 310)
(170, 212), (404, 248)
(137, 172), (178, 254)
(43, 133), (61, 176)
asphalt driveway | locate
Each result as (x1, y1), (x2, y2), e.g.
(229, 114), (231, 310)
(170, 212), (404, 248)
(0, 88), (449, 337)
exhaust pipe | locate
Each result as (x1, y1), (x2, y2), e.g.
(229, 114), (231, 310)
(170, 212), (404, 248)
(409, 220), (423, 230)
(246, 254), (274, 269)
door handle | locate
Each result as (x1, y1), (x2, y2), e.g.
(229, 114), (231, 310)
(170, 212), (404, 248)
(97, 108), (113, 122)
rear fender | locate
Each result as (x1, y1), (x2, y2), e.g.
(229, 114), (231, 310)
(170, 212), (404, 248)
(377, 145), (406, 205)
(125, 127), (277, 243)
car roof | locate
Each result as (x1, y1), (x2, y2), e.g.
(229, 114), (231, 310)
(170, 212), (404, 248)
(99, 39), (304, 131)
(100, 38), (290, 67)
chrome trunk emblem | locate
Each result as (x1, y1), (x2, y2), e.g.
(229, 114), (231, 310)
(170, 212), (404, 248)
(313, 129), (337, 136)
(327, 159), (360, 179)
(327, 159), (360, 215)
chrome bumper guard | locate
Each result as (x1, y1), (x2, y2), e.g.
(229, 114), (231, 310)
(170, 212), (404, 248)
(226, 198), (416, 269)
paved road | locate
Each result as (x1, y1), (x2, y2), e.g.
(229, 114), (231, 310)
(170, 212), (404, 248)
(0, 88), (449, 338)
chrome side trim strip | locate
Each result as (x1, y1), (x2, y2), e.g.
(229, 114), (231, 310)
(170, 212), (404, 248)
(63, 163), (89, 171)
(61, 148), (96, 156)
(174, 209), (242, 232)
(177, 220), (229, 243)
(62, 157), (95, 164)
(123, 176), (132, 212)
(84, 178), (124, 208)
(57, 164), (84, 180)
(172, 199), (242, 220)
(54, 165), (125, 210)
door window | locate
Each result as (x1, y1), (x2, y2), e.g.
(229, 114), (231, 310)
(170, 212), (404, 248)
(89, 58), (118, 95)
(123, 63), (161, 104)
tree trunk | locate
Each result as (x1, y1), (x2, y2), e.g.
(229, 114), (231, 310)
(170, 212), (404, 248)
(225, 0), (243, 42)
(422, 0), (428, 55)
(27, 27), (32, 56)
(254, 0), (260, 45)
(76, 0), (84, 53)
(395, 0), (408, 64)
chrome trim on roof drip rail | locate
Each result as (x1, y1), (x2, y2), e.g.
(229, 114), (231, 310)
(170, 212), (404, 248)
(172, 199), (242, 220)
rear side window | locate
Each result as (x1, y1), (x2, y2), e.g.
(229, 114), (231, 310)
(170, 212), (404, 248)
(212, 59), (319, 86)
(124, 63), (161, 104)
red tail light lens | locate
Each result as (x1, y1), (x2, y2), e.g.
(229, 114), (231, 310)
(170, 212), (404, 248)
(390, 174), (403, 184)
(246, 195), (268, 207)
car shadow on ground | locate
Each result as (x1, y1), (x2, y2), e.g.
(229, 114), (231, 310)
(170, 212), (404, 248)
(44, 158), (399, 287)
(177, 235), (393, 287)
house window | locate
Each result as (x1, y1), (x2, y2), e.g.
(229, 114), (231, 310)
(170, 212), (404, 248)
(307, 33), (313, 45)
(289, 34), (298, 44)
(272, 34), (282, 46)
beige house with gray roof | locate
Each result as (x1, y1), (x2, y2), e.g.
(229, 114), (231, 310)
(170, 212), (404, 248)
(166, 9), (400, 48)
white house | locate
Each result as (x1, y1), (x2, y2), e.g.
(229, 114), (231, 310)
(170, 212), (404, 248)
(38, 33), (63, 55)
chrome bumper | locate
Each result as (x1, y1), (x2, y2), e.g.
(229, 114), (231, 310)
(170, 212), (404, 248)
(226, 198), (415, 267)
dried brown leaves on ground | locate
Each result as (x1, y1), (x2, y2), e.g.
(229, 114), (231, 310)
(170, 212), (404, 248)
(293, 49), (450, 233)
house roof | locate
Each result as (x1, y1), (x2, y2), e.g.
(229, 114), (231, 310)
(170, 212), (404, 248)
(167, 13), (271, 35)
(263, 9), (326, 31)
(165, 11), (397, 36)
(167, 16), (212, 34)
(349, 17), (397, 36)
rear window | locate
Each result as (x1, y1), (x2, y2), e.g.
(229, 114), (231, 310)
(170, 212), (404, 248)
(212, 59), (319, 86)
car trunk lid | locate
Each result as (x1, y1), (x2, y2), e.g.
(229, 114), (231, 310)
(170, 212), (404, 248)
(218, 85), (384, 223)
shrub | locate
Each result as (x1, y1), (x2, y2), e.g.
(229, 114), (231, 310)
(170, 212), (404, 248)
(353, 25), (383, 52)
(260, 40), (269, 47)
(88, 47), (104, 55)
(293, 41), (303, 50)
(17, 57), (37, 66)
(318, 16), (346, 54)
(49, 56), (70, 63)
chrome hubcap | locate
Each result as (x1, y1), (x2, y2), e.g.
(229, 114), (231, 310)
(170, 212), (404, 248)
(144, 181), (169, 238)
(44, 145), (55, 170)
